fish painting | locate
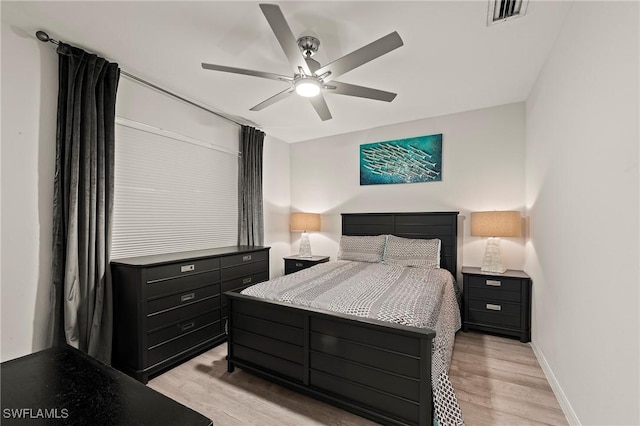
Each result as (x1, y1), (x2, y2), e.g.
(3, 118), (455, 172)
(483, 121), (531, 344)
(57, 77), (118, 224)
(360, 134), (442, 185)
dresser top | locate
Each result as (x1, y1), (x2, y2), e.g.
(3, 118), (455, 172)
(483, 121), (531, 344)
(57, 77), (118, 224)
(111, 245), (270, 267)
(462, 266), (530, 279)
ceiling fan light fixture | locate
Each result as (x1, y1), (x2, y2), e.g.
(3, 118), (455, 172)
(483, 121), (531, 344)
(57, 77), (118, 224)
(295, 78), (321, 97)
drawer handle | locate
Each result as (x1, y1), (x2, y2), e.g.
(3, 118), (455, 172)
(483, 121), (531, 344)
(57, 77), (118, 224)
(295, 263), (304, 267)
(486, 280), (502, 287)
(242, 277), (252, 285)
(181, 264), (195, 273)
(180, 293), (195, 302)
(242, 255), (252, 262)
(486, 303), (502, 311)
(181, 322), (195, 332)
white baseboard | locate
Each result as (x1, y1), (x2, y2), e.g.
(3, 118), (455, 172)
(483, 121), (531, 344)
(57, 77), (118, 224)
(530, 341), (581, 425)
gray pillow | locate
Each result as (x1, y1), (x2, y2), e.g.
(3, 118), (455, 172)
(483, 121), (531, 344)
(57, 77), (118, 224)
(337, 235), (387, 263)
(384, 235), (441, 268)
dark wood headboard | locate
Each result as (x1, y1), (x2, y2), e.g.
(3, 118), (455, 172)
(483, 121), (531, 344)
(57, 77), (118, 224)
(341, 212), (459, 277)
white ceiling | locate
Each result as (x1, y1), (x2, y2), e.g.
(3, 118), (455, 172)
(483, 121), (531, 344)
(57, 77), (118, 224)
(2, 1), (572, 143)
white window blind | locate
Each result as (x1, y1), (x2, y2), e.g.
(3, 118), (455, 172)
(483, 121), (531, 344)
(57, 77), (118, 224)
(111, 120), (238, 259)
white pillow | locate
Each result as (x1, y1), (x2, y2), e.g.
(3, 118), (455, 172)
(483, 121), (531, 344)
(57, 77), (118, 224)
(383, 235), (441, 268)
(337, 235), (387, 263)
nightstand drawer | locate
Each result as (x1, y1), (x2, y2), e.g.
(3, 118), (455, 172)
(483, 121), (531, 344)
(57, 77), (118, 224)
(468, 298), (521, 328)
(467, 275), (521, 293)
(467, 309), (521, 329)
(283, 256), (330, 275)
(467, 299), (521, 316)
(285, 260), (311, 274)
(467, 286), (521, 303)
(467, 276), (521, 302)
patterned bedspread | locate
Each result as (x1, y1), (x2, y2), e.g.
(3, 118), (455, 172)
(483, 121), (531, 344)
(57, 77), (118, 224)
(242, 260), (464, 426)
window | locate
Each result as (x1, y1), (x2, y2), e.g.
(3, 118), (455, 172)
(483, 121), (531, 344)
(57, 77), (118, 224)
(111, 120), (238, 259)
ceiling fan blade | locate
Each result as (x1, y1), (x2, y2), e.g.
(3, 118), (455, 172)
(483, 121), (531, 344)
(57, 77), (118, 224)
(259, 4), (311, 76)
(250, 88), (295, 111)
(315, 31), (403, 83)
(308, 94), (332, 121)
(327, 81), (397, 102)
(201, 63), (293, 82)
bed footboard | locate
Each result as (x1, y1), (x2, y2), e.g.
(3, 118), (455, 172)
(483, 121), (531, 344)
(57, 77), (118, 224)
(226, 291), (434, 426)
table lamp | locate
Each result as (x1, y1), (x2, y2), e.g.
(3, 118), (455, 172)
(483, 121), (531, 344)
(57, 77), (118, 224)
(290, 213), (321, 258)
(471, 211), (521, 273)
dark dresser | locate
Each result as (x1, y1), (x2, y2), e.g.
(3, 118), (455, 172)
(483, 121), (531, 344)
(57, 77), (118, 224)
(462, 266), (532, 342)
(283, 255), (330, 275)
(111, 245), (270, 383)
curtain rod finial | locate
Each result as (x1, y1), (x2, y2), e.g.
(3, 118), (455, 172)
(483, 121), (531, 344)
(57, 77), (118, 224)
(36, 31), (50, 42)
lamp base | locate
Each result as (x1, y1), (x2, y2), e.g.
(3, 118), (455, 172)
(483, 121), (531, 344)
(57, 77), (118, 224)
(481, 237), (506, 273)
(298, 231), (313, 258)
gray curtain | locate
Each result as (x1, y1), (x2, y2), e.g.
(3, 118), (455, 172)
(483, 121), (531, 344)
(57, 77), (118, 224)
(238, 126), (265, 246)
(49, 42), (120, 363)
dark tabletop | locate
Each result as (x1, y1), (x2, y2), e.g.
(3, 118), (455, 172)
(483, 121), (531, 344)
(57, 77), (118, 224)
(1, 345), (212, 425)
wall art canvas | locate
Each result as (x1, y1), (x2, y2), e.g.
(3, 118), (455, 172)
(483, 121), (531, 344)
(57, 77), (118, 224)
(360, 133), (442, 185)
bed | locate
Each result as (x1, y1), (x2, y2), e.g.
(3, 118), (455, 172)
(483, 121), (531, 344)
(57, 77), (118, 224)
(225, 212), (462, 426)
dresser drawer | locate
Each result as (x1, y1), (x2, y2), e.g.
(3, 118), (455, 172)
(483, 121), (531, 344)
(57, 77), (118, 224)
(146, 257), (220, 282)
(146, 270), (220, 299)
(148, 283), (220, 315)
(147, 296), (220, 332)
(220, 271), (270, 319)
(148, 322), (222, 367)
(148, 309), (221, 348)
(221, 250), (269, 269)
(222, 260), (270, 282)
(221, 271), (269, 294)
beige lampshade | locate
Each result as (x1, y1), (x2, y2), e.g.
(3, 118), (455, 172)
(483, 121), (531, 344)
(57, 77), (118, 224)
(290, 213), (321, 232)
(470, 211), (521, 237)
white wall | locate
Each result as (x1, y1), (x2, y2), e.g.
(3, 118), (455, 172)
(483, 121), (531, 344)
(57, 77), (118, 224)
(525, 2), (639, 425)
(263, 134), (291, 278)
(0, 23), (291, 361)
(290, 103), (527, 280)
(1, 24), (58, 362)
(115, 78), (239, 152)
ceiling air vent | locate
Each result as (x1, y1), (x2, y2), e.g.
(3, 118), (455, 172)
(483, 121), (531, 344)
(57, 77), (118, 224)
(487, 0), (529, 25)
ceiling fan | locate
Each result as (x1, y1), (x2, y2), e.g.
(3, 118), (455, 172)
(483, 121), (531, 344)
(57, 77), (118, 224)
(201, 3), (404, 121)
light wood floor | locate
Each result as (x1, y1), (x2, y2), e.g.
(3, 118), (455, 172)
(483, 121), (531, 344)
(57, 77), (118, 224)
(148, 331), (568, 425)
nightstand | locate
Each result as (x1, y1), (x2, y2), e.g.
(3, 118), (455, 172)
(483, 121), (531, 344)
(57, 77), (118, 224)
(462, 266), (532, 342)
(284, 255), (330, 275)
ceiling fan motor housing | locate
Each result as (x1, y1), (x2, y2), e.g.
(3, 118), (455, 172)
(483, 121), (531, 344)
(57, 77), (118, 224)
(297, 35), (320, 58)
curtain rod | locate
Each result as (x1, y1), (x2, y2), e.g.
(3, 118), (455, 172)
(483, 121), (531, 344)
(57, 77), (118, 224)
(36, 31), (247, 128)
